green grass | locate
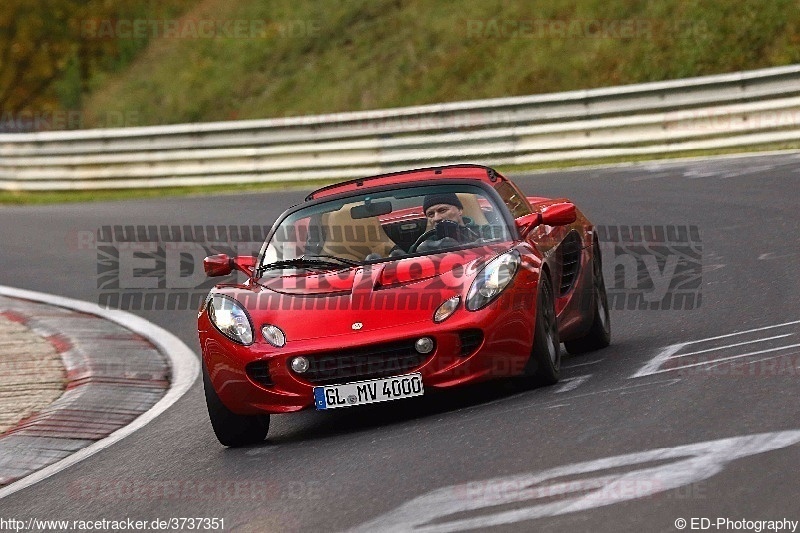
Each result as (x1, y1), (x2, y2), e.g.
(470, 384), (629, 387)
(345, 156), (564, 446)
(80, 0), (800, 127)
(0, 179), (339, 205)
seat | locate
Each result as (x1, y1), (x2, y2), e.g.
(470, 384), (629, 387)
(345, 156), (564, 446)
(320, 204), (396, 262)
(458, 193), (489, 225)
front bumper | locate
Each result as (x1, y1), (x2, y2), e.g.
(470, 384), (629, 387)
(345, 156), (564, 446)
(199, 301), (536, 414)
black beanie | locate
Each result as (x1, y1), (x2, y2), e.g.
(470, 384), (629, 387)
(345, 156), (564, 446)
(423, 193), (463, 213)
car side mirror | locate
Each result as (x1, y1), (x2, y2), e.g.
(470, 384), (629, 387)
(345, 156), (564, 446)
(203, 255), (256, 277)
(515, 203), (577, 237)
(541, 203), (577, 226)
(204, 254), (233, 277)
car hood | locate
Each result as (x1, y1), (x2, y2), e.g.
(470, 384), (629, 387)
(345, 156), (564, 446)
(231, 244), (509, 341)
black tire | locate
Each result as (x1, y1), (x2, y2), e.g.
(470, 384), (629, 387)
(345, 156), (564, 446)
(203, 363), (270, 447)
(564, 242), (611, 355)
(524, 271), (561, 385)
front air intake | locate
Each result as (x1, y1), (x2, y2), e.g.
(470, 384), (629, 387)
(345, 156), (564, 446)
(458, 329), (484, 356)
(559, 231), (582, 295)
(245, 361), (274, 388)
(298, 339), (433, 385)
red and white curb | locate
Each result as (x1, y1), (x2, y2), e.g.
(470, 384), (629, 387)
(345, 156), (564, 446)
(0, 286), (199, 500)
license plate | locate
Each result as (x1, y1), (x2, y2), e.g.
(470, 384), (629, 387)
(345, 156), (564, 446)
(313, 373), (424, 410)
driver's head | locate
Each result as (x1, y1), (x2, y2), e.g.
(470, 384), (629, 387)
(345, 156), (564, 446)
(423, 193), (464, 225)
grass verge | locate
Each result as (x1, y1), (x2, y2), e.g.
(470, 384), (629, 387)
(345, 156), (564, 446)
(81, 0), (800, 128)
(0, 178), (340, 205)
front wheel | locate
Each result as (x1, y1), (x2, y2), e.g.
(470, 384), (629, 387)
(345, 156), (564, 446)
(203, 364), (270, 447)
(524, 272), (560, 385)
(564, 242), (611, 355)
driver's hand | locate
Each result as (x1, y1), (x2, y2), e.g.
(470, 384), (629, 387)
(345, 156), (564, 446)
(416, 237), (459, 253)
(435, 219), (460, 240)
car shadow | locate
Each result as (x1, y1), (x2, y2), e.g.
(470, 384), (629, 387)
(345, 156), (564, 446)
(225, 343), (626, 449)
(260, 376), (550, 446)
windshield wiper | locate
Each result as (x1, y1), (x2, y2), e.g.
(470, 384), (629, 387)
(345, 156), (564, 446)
(303, 254), (361, 267)
(256, 256), (359, 275)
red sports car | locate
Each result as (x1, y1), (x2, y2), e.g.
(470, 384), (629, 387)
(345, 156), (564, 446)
(199, 165), (610, 446)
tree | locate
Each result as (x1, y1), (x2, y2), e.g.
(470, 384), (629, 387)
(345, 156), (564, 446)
(0, 0), (190, 130)
(0, 0), (83, 121)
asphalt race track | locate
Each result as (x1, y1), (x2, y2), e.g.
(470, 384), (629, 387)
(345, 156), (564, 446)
(1, 152), (799, 532)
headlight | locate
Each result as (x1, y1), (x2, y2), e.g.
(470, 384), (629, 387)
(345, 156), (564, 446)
(208, 295), (253, 345)
(466, 251), (520, 311)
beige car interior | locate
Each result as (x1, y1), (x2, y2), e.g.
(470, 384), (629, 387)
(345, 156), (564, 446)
(319, 194), (490, 261)
(319, 203), (396, 262)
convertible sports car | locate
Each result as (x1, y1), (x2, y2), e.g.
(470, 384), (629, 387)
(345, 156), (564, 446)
(198, 164), (610, 446)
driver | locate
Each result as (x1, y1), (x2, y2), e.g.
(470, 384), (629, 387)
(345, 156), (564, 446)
(422, 192), (480, 242)
(424, 192), (466, 226)
(413, 193), (485, 253)
(365, 193), (488, 260)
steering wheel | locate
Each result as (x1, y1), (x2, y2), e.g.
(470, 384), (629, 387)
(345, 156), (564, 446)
(408, 229), (437, 253)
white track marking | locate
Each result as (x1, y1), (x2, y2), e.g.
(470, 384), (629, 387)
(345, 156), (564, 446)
(554, 375), (591, 393)
(542, 379), (680, 404)
(758, 252), (797, 261)
(0, 285), (199, 500)
(671, 334), (794, 359)
(631, 344), (685, 378)
(561, 358), (604, 369)
(347, 430), (800, 532)
(632, 320), (800, 378)
(683, 320), (800, 345)
(639, 344), (800, 376)
(704, 353), (787, 372)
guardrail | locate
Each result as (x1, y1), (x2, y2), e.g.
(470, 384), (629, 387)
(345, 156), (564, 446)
(2, 64), (800, 190)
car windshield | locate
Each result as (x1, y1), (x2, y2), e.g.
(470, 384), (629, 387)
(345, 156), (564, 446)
(260, 184), (512, 273)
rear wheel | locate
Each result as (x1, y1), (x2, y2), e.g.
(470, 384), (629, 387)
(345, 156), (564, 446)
(565, 243), (611, 355)
(525, 272), (560, 385)
(203, 363), (270, 447)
